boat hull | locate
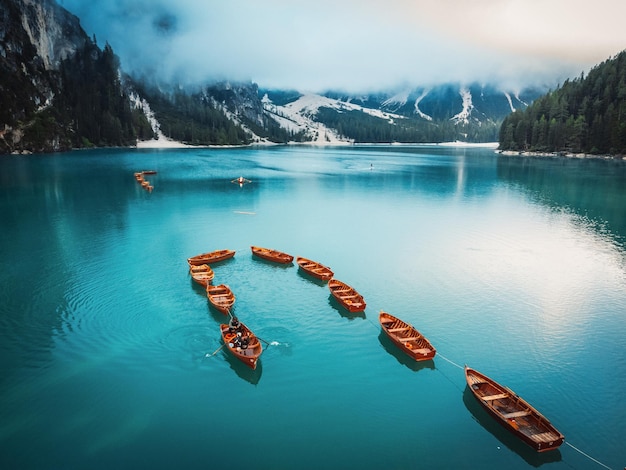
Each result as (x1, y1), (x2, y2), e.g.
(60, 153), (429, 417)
(220, 323), (262, 370)
(187, 249), (235, 266)
(206, 284), (235, 314)
(328, 279), (366, 312)
(379, 312), (436, 361)
(189, 264), (214, 287)
(296, 257), (334, 281)
(251, 246), (294, 264)
(465, 366), (564, 452)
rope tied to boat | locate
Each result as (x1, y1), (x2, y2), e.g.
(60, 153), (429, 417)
(564, 442), (615, 470)
(436, 353), (464, 370)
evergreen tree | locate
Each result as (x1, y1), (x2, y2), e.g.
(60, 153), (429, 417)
(500, 50), (626, 155)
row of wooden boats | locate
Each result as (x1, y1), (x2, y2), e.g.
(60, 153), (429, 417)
(186, 247), (564, 453)
(134, 170), (157, 192)
(187, 248), (261, 369)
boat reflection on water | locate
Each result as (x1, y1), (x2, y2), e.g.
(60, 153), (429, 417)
(327, 296), (366, 320)
(377, 331), (435, 373)
(297, 269), (329, 287)
(222, 348), (263, 385)
(462, 387), (562, 467)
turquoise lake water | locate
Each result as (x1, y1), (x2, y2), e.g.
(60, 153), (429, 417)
(0, 145), (625, 469)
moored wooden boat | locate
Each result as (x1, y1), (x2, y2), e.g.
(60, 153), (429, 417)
(220, 319), (263, 370)
(296, 256), (334, 281)
(251, 245), (294, 264)
(379, 311), (436, 361)
(189, 263), (215, 287)
(328, 279), (366, 312)
(465, 366), (564, 452)
(206, 284), (235, 314)
(187, 249), (235, 266)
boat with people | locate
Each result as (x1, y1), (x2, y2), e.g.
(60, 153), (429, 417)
(189, 263), (215, 287)
(328, 279), (366, 312)
(206, 284), (235, 314)
(379, 311), (436, 361)
(187, 249), (235, 266)
(220, 316), (263, 370)
(465, 365), (564, 452)
(231, 176), (252, 186)
(296, 256), (334, 281)
(251, 246), (294, 264)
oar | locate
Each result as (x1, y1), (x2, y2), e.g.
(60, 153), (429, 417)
(207, 343), (226, 357)
(255, 335), (278, 346)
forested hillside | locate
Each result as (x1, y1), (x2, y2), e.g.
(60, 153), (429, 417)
(499, 51), (626, 155)
(315, 107), (499, 143)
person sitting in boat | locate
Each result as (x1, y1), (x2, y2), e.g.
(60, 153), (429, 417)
(228, 316), (241, 333)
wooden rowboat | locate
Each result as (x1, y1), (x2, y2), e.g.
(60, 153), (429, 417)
(465, 366), (564, 452)
(189, 263), (214, 287)
(328, 279), (366, 312)
(220, 320), (263, 370)
(206, 284), (235, 314)
(296, 256), (334, 281)
(187, 249), (235, 266)
(379, 311), (436, 361)
(251, 245), (294, 264)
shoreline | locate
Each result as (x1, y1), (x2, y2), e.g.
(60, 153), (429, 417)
(497, 149), (626, 161)
(135, 139), (500, 150)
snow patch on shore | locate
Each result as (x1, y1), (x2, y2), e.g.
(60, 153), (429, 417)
(130, 92), (193, 148)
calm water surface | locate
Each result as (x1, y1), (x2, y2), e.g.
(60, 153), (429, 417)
(0, 146), (625, 469)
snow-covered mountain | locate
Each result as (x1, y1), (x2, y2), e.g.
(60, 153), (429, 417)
(249, 83), (544, 144)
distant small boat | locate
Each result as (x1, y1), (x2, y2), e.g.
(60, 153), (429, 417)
(142, 170), (157, 175)
(251, 246), (294, 264)
(206, 284), (235, 314)
(231, 176), (251, 186)
(189, 263), (215, 287)
(296, 256), (334, 281)
(328, 279), (366, 312)
(187, 249), (235, 266)
(465, 366), (564, 452)
(220, 319), (263, 370)
(379, 311), (436, 361)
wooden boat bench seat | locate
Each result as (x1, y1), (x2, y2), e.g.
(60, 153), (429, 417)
(411, 348), (432, 354)
(531, 431), (559, 442)
(503, 410), (531, 419)
(481, 393), (509, 401)
(387, 327), (409, 333)
(341, 294), (362, 300)
(398, 336), (418, 342)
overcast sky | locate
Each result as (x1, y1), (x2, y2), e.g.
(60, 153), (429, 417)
(60, 0), (626, 92)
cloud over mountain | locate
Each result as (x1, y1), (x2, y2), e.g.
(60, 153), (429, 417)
(56, 0), (626, 91)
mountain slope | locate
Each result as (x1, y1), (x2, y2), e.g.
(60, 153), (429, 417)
(256, 84), (544, 144)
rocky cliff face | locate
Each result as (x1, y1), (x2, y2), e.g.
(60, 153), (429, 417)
(0, 0), (88, 151)
(1, 0), (149, 153)
(9, 0), (85, 70)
